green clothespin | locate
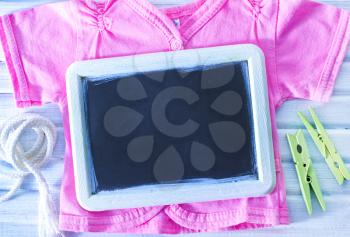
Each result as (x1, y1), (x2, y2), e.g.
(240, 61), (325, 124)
(298, 108), (350, 185)
(287, 130), (326, 215)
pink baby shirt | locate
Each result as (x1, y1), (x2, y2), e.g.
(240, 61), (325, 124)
(1, 0), (350, 234)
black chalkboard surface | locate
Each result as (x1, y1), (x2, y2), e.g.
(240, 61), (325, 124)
(83, 62), (257, 193)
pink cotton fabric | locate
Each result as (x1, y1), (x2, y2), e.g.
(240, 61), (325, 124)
(1, 0), (350, 234)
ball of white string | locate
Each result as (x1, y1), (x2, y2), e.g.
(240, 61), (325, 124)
(0, 113), (64, 237)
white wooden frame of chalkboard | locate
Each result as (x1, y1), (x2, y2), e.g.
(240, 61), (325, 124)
(66, 44), (276, 211)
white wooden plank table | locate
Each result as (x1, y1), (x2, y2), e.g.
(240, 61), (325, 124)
(0, 1), (350, 236)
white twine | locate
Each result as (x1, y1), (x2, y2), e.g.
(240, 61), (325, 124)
(0, 113), (64, 237)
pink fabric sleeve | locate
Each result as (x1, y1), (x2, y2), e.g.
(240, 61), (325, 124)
(276, 0), (350, 104)
(0, 2), (76, 107)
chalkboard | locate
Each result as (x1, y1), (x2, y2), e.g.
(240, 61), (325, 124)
(83, 62), (256, 193)
(66, 44), (275, 211)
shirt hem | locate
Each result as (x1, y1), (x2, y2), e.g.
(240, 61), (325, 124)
(58, 207), (289, 233)
(314, 9), (350, 103)
(0, 15), (37, 108)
